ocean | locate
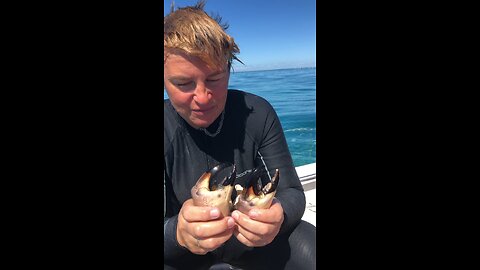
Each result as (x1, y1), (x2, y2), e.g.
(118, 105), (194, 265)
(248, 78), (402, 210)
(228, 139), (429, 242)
(164, 67), (317, 167)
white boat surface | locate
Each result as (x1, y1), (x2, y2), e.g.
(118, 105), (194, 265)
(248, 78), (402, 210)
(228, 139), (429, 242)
(296, 163), (316, 227)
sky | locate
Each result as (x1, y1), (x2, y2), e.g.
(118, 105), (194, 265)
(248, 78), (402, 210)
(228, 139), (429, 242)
(164, 0), (316, 71)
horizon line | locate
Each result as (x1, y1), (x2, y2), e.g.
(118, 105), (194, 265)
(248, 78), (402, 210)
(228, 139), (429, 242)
(232, 66), (316, 73)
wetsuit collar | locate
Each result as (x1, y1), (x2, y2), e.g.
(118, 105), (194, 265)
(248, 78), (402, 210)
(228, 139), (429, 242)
(167, 101), (225, 138)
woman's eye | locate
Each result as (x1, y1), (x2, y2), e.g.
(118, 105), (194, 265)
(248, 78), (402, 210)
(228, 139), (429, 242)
(207, 73), (225, 82)
(175, 82), (191, 87)
(207, 76), (224, 82)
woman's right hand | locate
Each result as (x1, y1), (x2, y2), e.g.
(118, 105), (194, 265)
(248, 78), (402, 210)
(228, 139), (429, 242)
(176, 199), (236, 255)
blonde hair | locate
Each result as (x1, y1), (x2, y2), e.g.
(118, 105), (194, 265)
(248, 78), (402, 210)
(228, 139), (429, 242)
(164, 0), (242, 71)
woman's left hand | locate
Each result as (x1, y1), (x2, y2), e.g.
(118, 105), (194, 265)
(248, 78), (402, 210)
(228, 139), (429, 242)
(232, 198), (284, 247)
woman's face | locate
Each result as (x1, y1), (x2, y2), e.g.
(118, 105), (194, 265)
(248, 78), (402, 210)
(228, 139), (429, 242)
(164, 51), (229, 129)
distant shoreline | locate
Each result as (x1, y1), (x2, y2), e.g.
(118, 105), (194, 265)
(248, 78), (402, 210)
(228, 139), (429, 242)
(233, 66), (316, 73)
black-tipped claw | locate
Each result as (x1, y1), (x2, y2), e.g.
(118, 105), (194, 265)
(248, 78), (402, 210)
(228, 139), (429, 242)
(247, 166), (279, 195)
(262, 169), (279, 195)
(208, 163), (236, 191)
(247, 166), (266, 195)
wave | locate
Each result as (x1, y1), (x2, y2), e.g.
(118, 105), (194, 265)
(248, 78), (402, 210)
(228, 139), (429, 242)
(284, 128), (316, 133)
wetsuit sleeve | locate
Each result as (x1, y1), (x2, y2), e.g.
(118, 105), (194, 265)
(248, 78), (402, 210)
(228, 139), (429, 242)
(256, 100), (306, 235)
(164, 215), (190, 261)
(163, 162), (189, 261)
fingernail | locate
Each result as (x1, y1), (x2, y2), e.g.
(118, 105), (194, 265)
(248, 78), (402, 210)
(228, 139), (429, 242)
(232, 211), (239, 220)
(210, 208), (220, 219)
(227, 217), (235, 228)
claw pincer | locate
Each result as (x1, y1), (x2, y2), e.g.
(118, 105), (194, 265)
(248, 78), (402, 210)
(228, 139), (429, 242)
(233, 166), (279, 213)
(190, 163), (236, 217)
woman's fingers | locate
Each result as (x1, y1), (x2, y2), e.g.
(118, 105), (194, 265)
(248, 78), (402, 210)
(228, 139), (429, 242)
(180, 199), (222, 222)
(187, 215), (236, 239)
(177, 199), (236, 254)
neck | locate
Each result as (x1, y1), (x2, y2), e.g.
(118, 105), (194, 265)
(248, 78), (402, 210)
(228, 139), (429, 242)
(199, 110), (225, 137)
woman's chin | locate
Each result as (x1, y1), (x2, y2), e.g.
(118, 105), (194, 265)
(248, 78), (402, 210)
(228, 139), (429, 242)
(186, 110), (222, 129)
(189, 118), (213, 129)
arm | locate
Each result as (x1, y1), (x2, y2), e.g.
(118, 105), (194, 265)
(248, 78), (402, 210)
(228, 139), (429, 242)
(256, 99), (306, 235)
(163, 165), (190, 261)
(233, 98), (306, 246)
(164, 215), (188, 260)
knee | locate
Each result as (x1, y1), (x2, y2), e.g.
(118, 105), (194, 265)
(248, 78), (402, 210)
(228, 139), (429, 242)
(287, 220), (316, 269)
(290, 220), (316, 245)
(163, 264), (177, 270)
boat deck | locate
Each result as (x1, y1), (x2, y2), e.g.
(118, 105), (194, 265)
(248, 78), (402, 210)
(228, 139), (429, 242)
(296, 163), (316, 227)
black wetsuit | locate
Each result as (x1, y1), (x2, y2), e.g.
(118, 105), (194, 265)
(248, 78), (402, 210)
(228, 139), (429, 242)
(164, 90), (315, 269)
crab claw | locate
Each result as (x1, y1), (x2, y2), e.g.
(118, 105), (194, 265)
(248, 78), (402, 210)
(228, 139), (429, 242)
(233, 167), (279, 213)
(191, 163), (236, 217)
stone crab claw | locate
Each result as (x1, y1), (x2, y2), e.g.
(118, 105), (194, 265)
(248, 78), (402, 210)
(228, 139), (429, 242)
(191, 163), (237, 217)
(233, 166), (279, 213)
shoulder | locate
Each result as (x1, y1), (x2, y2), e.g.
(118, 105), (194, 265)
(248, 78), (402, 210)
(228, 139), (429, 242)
(227, 89), (276, 116)
(164, 100), (177, 130)
(164, 100), (181, 154)
(226, 89), (280, 141)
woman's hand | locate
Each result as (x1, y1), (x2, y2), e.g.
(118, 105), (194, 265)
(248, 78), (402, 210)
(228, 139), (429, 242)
(176, 199), (236, 255)
(232, 198), (284, 247)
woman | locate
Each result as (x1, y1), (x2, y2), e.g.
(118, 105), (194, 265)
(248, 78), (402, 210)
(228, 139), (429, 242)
(164, 1), (315, 269)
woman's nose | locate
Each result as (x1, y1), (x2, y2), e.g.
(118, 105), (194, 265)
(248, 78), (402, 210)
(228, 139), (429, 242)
(193, 83), (211, 104)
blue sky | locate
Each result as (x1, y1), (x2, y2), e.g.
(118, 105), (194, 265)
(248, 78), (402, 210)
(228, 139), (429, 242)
(164, 0), (316, 71)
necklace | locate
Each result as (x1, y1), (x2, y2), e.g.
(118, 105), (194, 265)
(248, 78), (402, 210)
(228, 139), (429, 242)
(199, 110), (225, 137)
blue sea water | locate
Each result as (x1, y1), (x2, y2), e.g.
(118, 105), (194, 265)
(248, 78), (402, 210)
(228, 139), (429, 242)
(164, 67), (316, 167)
